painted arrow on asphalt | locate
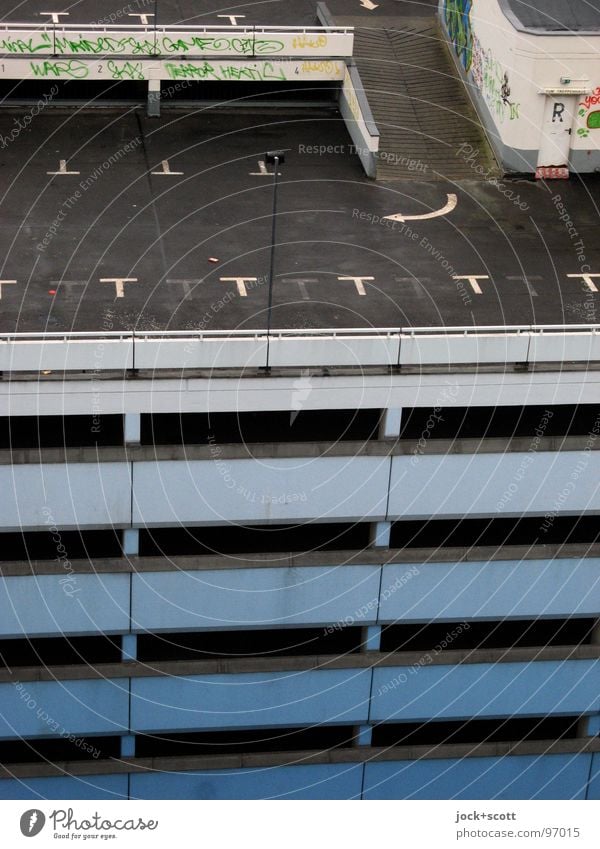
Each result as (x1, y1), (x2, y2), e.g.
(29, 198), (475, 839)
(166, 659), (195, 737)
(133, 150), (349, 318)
(383, 193), (458, 223)
(359, 0), (379, 9)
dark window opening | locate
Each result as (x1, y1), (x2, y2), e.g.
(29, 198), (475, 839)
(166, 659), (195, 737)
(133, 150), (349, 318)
(160, 81), (339, 103)
(0, 80), (146, 103)
(141, 409), (382, 446)
(135, 725), (356, 758)
(380, 618), (596, 653)
(0, 415), (123, 449)
(389, 516), (600, 549)
(0, 635), (122, 668)
(0, 736), (120, 764)
(137, 626), (362, 662)
(372, 716), (580, 748)
(0, 530), (123, 562)
(399, 404), (600, 441)
(140, 522), (371, 556)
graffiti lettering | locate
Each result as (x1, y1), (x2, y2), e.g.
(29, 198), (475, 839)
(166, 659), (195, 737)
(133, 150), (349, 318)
(301, 60), (340, 74)
(292, 34), (327, 49)
(30, 59), (88, 79)
(107, 60), (144, 80)
(165, 60), (286, 82)
(444, 0), (472, 71)
(0, 34), (52, 54)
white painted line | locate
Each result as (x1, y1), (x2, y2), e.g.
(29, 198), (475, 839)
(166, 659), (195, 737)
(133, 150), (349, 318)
(100, 277), (137, 298)
(128, 13), (155, 25)
(47, 159), (79, 176)
(250, 160), (281, 176)
(338, 275), (373, 296)
(167, 279), (201, 297)
(40, 11), (69, 22)
(152, 160), (184, 176)
(506, 275), (541, 296)
(218, 14), (246, 25)
(220, 277), (257, 297)
(567, 273), (600, 292)
(0, 280), (16, 299)
(384, 193), (458, 223)
(49, 279), (85, 292)
(282, 277), (318, 300)
(359, 0), (379, 9)
(396, 277), (430, 298)
(453, 274), (489, 294)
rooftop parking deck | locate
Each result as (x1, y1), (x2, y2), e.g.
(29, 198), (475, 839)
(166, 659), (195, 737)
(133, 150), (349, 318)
(0, 105), (598, 334)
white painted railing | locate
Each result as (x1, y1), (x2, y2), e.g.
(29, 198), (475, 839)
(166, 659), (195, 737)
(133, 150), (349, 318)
(0, 326), (598, 372)
(0, 23), (354, 58)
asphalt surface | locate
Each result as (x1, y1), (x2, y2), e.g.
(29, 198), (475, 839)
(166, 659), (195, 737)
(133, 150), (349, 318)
(0, 0), (319, 27)
(0, 0), (598, 333)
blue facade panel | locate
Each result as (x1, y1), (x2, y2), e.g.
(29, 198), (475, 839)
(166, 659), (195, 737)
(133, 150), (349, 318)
(131, 669), (371, 733)
(0, 574), (130, 638)
(131, 764), (364, 799)
(0, 680), (129, 739)
(0, 775), (128, 800)
(132, 565), (381, 631)
(371, 660), (600, 722)
(363, 754), (593, 800)
(379, 559), (600, 623)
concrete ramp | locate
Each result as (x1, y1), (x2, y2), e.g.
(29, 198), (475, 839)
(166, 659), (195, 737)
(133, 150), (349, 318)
(335, 16), (497, 180)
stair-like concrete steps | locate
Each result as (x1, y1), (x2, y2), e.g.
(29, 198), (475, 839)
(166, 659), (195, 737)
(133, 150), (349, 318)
(335, 16), (498, 180)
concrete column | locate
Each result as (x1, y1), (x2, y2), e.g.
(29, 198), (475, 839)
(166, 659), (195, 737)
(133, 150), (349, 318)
(122, 634), (137, 662)
(123, 528), (139, 556)
(579, 714), (600, 737)
(364, 625), (382, 652)
(121, 735), (135, 757)
(356, 725), (372, 746)
(147, 78), (161, 117)
(124, 413), (141, 445)
(380, 407), (402, 439)
(371, 521), (391, 548)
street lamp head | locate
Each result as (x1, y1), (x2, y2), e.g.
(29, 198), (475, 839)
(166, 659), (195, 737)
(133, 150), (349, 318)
(265, 150), (286, 165)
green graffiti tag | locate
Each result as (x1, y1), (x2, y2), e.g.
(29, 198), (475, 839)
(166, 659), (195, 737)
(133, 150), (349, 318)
(30, 59), (88, 79)
(165, 61), (286, 82)
(0, 34), (53, 53)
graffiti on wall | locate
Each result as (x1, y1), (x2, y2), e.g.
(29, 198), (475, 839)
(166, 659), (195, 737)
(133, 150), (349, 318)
(444, 0), (473, 70)
(470, 33), (519, 122)
(577, 86), (600, 137)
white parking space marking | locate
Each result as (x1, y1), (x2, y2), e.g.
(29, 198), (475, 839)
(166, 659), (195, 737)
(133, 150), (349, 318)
(338, 276), (373, 295)
(567, 273), (600, 292)
(50, 280), (85, 294)
(506, 275), (541, 296)
(0, 280), (16, 299)
(218, 15), (246, 25)
(220, 277), (257, 297)
(152, 160), (184, 176)
(282, 277), (318, 300)
(47, 160), (79, 176)
(396, 277), (431, 299)
(250, 160), (281, 176)
(167, 279), (201, 297)
(453, 274), (489, 294)
(128, 13), (155, 25)
(100, 277), (137, 298)
(40, 11), (69, 23)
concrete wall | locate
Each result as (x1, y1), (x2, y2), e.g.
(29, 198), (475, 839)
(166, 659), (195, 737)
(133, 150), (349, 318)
(440, 0), (600, 172)
(3, 753), (599, 799)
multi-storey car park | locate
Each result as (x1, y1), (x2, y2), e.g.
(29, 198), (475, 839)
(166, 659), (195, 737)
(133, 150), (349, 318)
(0, 0), (599, 801)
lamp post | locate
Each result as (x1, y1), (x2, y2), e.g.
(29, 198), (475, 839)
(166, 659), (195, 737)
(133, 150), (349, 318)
(264, 150), (285, 372)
